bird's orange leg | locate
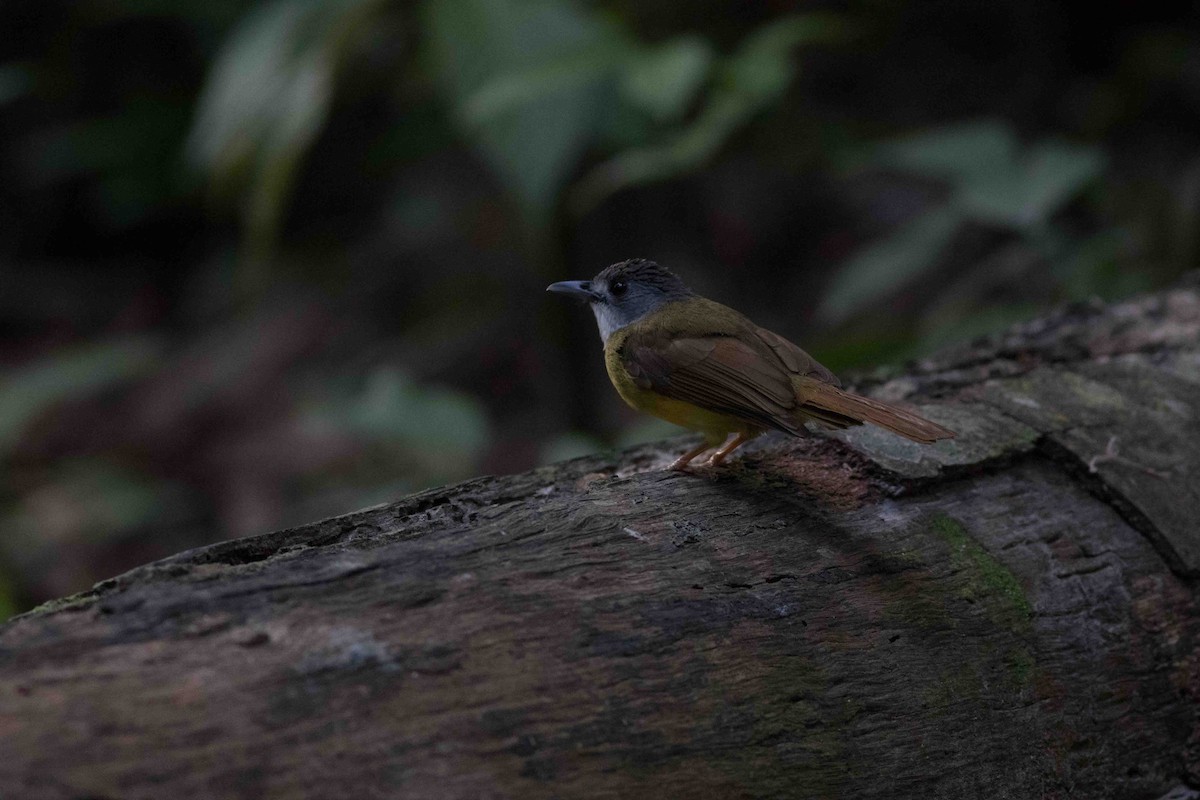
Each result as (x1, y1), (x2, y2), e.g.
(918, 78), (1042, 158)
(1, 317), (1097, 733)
(669, 440), (715, 471)
(703, 432), (752, 467)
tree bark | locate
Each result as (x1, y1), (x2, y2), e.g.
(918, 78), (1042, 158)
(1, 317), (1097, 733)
(3, 280), (1200, 800)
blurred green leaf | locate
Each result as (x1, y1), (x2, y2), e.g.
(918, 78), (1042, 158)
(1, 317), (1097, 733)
(962, 140), (1105, 227)
(433, 7), (841, 222)
(823, 121), (1107, 323)
(620, 36), (713, 123)
(877, 121), (1015, 184)
(0, 337), (164, 456)
(570, 92), (753, 214)
(462, 41), (630, 125)
(572, 13), (842, 214)
(1028, 142), (1106, 211)
(877, 121), (1105, 229)
(317, 369), (488, 472)
(188, 0), (387, 269)
(817, 207), (962, 324)
(425, 0), (622, 225)
(723, 13), (842, 98)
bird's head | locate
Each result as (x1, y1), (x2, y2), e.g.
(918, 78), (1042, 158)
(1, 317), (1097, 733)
(547, 258), (693, 342)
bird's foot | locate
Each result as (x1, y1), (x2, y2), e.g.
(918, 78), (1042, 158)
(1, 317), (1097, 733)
(698, 433), (750, 468)
(668, 440), (716, 472)
(668, 457), (696, 472)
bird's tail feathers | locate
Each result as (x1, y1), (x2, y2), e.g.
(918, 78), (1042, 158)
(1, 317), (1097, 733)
(794, 380), (956, 444)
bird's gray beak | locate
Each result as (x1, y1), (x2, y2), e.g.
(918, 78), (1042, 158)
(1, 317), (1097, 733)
(546, 280), (599, 302)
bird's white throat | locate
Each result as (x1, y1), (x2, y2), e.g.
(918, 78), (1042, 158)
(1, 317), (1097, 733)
(590, 302), (634, 344)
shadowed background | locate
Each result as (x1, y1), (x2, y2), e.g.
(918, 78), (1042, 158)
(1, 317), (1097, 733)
(1, 0), (1197, 618)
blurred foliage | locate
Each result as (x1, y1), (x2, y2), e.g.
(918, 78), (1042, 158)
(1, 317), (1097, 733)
(570, 15), (845, 216)
(309, 366), (488, 483)
(2, 0), (1199, 617)
(189, 0), (391, 279)
(0, 336), (163, 453)
(425, 0), (617, 226)
(431, 2), (838, 228)
(821, 120), (1108, 326)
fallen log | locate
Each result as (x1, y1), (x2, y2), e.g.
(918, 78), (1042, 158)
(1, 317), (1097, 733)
(3, 279), (1200, 799)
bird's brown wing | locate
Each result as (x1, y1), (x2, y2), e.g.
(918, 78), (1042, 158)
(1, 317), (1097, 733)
(751, 326), (840, 387)
(621, 328), (810, 435)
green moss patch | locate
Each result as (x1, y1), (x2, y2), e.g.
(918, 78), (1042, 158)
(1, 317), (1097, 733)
(931, 514), (1032, 630)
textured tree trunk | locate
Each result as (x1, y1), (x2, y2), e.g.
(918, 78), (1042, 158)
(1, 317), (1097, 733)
(3, 280), (1200, 800)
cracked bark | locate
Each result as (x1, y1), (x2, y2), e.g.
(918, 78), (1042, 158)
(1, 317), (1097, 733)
(3, 278), (1200, 800)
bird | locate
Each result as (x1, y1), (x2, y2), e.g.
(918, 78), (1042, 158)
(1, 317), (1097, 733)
(547, 258), (955, 470)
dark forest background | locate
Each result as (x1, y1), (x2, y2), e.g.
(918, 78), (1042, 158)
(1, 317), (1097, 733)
(2, 0), (1198, 618)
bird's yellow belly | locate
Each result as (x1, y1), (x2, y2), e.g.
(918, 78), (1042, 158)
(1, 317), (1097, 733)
(605, 352), (749, 438)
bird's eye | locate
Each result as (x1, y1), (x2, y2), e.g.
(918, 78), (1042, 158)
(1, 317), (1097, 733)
(610, 279), (628, 297)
